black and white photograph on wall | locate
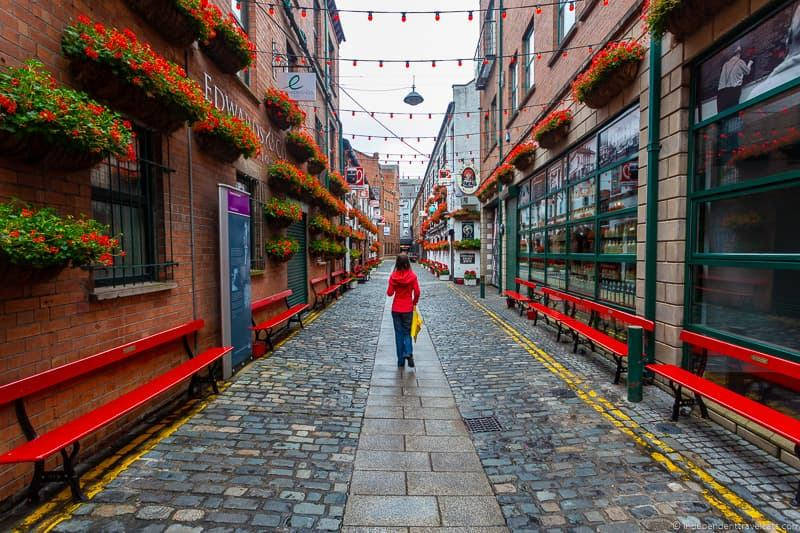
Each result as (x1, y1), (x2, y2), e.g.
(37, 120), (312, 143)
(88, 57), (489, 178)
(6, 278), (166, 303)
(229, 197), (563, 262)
(462, 222), (475, 240)
(697, 0), (800, 120)
(598, 108), (639, 168)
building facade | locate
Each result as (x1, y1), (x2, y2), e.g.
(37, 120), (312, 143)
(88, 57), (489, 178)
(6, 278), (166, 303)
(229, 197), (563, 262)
(379, 163), (401, 256)
(477, 0), (800, 464)
(399, 179), (421, 252)
(0, 0), (345, 502)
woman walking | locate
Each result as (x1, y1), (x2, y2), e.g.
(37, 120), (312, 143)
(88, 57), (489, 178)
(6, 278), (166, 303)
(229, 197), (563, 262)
(387, 254), (421, 368)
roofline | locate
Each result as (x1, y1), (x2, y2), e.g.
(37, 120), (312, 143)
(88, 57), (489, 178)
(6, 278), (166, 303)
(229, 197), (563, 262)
(328, 0), (346, 43)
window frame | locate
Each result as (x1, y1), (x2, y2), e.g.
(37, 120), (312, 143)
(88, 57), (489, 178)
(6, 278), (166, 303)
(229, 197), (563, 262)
(557, 0), (576, 45)
(523, 21), (535, 92)
(509, 55), (518, 113)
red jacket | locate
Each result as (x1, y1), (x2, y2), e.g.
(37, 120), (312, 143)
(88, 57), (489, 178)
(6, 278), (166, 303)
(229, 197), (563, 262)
(387, 269), (420, 313)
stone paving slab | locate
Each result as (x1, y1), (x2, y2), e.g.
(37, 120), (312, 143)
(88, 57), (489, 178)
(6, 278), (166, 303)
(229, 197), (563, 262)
(344, 496), (440, 527)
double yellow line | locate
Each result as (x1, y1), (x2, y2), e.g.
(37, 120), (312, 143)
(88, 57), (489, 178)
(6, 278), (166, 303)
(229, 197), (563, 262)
(17, 305), (330, 532)
(450, 286), (785, 532)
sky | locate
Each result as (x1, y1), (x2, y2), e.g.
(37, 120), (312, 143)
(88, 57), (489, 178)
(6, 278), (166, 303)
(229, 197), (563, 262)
(337, 0), (481, 180)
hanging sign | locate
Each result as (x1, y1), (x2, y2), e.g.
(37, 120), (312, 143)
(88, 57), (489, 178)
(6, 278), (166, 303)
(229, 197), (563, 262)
(438, 168), (453, 185)
(347, 167), (365, 186)
(458, 167), (478, 195)
(218, 185), (252, 378)
(277, 72), (317, 101)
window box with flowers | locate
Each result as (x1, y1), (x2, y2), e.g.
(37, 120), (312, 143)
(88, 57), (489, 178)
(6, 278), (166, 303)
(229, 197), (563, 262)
(449, 208), (481, 221)
(572, 41), (645, 109)
(454, 239), (481, 250)
(307, 150), (328, 176)
(286, 130), (318, 163)
(61, 17), (208, 133)
(263, 197), (302, 228)
(0, 61), (135, 170)
(507, 140), (537, 171)
(265, 236), (300, 262)
(194, 106), (261, 162)
(646, 0), (733, 40)
(532, 109), (572, 150)
(439, 268), (450, 281)
(464, 270), (478, 286)
(200, 4), (256, 74)
(0, 202), (123, 283)
(495, 163), (516, 185)
(125, 0), (216, 48)
(264, 87), (306, 130)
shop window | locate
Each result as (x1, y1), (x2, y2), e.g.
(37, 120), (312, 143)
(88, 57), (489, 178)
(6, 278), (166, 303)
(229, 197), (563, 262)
(518, 256), (531, 280)
(547, 226), (567, 254)
(518, 177), (531, 204)
(599, 262), (636, 308)
(568, 137), (597, 183)
(570, 222), (595, 254)
(598, 108), (639, 168)
(531, 257), (546, 282)
(687, 0), (800, 361)
(569, 260), (595, 296)
(519, 206), (531, 234)
(531, 230), (545, 254)
(546, 259), (566, 288)
(90, 129), (175, 287)
(532, 198), (546, 228)
(599, 162), (637, 213)
(569, 178), (595, 220)
(546, 190), (567, 225)
(600, 216), (637, 255)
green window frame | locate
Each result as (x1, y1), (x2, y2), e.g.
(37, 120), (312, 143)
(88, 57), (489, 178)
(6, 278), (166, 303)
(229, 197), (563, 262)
(684, 0), (800, 362)
(517, 106), (639, 310)
(523, 23), (535, 91)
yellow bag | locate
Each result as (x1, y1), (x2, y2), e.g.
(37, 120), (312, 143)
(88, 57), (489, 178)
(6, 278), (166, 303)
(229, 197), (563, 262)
(411, 307), (423, 342)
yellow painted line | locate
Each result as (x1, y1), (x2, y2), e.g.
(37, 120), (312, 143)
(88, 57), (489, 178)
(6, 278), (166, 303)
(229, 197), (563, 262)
(450, 285), (785, 532)
(18, 304), (330, 532)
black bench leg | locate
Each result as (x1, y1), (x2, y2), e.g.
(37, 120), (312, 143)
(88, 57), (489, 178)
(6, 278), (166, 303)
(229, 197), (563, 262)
(298, 315), (304, 329)
(533, 312), (538, 326)
(61, 443), (85, 502)
(556, 323), (563, 343)
(27, 460), (45, 503)
(695, 394), (708, 419)
(794, 444), (800, 507)
(670, 383), (683, 421)
(572, 332), (579, 354)
(614, 356), (623, 385)
(209, 367), (219, 395)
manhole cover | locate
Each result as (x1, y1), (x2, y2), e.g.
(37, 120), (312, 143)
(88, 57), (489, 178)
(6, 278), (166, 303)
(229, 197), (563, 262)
(463, 416), (502, 433)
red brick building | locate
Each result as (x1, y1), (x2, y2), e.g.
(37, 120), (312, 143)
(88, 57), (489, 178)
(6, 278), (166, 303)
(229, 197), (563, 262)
(0, 0), (344, 502)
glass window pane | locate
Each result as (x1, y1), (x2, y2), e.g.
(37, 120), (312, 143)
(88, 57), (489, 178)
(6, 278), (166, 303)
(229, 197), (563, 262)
(519, 179), (531, 204)
(518, 256), (531, 280)
(599, 108), (639, 168)
(600, 216), (637, 255)
(547, 259), (566, 288)
(691, 265), (800, 354)
(532, 198), (547, 227)
(532, 173), (546, 199)
(570, 222), (595, 253)
(532, 257), (546, 282)
(694, 87), (800, 190)
(568, 137), (596, 183)
(548, 160), (565, 191)
(569, 260), (595, 296)
(698, 184), (800, 254)
(570, 178), (596, 220)
(531, 230), (545, 254)
(519, 229), (529, 254)
(518, 206), (531, 233)
(547, 226), (567, 254)
(599, 262), (636, 308)
(600, 162), (637, 213)
(547, 190), (567, 224)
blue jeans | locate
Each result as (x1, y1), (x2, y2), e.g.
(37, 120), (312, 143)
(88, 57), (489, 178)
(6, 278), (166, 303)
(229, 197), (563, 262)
(392, 311), (413, 365)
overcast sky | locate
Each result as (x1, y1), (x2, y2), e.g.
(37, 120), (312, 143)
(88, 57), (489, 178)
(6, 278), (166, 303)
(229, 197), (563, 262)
(337, 0), (480, 179)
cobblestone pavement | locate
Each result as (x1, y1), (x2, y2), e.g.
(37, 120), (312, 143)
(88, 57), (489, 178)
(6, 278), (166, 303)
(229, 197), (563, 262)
(47, 268), (386, 532)
(417, 270), (799, 531)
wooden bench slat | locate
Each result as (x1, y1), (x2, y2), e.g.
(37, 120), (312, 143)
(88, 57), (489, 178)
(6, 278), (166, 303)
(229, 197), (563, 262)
(0, 346), (231, 464)
(647, 363), (800, 445)
(0, 320), (206, 407)
(681, 331), (800, 380)
(252, 304), (309, 331)
(251, 290), (293, 312)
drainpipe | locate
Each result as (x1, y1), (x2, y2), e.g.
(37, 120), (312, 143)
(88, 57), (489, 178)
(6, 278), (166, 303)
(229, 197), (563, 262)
(497, 0), (504, 294)
(644, 35), (662, 365)
(184, 50), (198, 326)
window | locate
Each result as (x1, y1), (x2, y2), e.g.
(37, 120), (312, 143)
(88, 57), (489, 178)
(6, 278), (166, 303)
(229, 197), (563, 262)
(91, 129), (175, 287)
(523, 25), (535, 90)
(483, 1), (496, 57)
(509, 56), (518, 112)
(237, 173), (265, 271)
(315, 116), (324, 152)
(557, 0), (575, 44)
(686, 0), (800, 362)
(329, 121), (337, 167)
(287, 42), (299, 72)
(314, 0), (321, 61)
(516, 107), (639, 308)
(327, 37), (336, 90)
(231, 0), (250, 84)
(488, 96), (497, 149)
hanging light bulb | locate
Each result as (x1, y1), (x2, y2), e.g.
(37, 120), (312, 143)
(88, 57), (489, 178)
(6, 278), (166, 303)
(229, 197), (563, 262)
(405, 60), (410, 68)
(352, 59), (357, 66)
(409, 114), (413, 119)
(269, 5), (274, 15)
(390, 113), (394, 118)
(351, 110), (355, 116)
(435, 11), (440, 21)
(458, 59), (463, 67)
(379, 60), (384, 68)
(428, 113), (432, 119)
(535, 5), (542, 14)
(501, 8), (507, 18)
(432, 60), (436, 68)
(401, 12), (407, 22)
(368, 11), (373, 21)
(468, 11), (474, 20)
(301, 8), (307, 17)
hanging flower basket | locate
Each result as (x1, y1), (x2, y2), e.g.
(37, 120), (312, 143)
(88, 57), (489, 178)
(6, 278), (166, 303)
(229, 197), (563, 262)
(507, 140), (537, 171)
(646, 0), (734, 40)
(495, 163), (515, 185)
(476, 175), (498, 203)
(200, 6), (256, 73)
(286, 131), (318, 163)
(307, 151), (328, 175)
(0, 201), (123, 282)
(265, 237), (300, 262)
(0, 61), (135, 170)
(264, 87), (306, 130)
(263, 197), (302, 228)
(125, 0), (214, 48)
(194, 107), (261, 163)
(573, 41), (645, 109)
(533, 110), (572, 150)
(62, 17), (208, 133)
(309, 214), (332, 235)
(328, 170), (350, 196)
(267, 160), (316, 200)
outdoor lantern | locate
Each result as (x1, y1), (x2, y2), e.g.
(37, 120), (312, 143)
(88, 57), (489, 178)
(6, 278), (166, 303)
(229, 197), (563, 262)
(403, 77), (424, 106)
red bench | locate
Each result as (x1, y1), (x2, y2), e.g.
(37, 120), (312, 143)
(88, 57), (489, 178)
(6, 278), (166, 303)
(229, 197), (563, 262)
(528, 287), (654, 384)
(0, 320), (230, 502)
(251, 289), (309, 352)
(331, 269), (351, 293)
(647, 330), (800, 506)
(311, 274), (339, 309)
(504, 277), (539, 315)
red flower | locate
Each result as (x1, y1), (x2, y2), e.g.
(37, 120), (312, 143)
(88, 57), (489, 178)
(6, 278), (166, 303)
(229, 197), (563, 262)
(77, 14), (91, 25)
(8, 230), (19, 238)
(21, 208), (33, 217)
(84, 46), (99, 60)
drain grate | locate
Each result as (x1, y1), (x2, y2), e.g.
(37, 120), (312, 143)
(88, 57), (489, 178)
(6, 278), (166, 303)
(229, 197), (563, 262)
(463, 416), (502, 433)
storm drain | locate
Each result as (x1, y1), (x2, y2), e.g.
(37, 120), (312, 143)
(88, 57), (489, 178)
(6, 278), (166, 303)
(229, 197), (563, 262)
(463, 416), (502, 433)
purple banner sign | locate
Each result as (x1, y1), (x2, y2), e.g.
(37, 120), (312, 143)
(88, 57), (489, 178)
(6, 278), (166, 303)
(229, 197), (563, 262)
(227, 189), (250, 216)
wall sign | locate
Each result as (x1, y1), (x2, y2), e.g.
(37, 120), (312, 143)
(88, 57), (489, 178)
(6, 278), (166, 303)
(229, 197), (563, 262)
(277, 72), (317, 101)
(460, 253), (476, 264)
(458, 167), (478, 195)
(347, 167), (365, 186)
(462, 222), (475, 240)
(218, 185), (252, 378)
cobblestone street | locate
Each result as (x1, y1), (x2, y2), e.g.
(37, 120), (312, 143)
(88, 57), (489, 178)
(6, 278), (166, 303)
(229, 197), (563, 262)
(14, 261), (799, 532)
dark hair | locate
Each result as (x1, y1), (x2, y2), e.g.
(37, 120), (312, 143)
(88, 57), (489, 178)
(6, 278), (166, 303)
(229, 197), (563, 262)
(395, 254), (411, 271)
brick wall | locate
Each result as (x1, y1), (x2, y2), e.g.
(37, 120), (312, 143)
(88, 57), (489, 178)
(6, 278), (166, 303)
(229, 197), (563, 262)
(0, 0), (340, 502)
